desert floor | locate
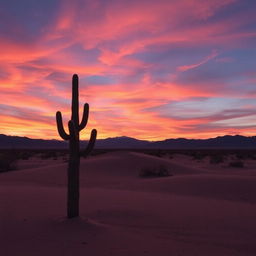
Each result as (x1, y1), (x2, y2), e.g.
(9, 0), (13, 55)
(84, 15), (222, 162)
(1, 151), (256, 256)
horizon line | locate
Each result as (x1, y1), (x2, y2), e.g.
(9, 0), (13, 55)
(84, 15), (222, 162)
(1, 133), (255, 142)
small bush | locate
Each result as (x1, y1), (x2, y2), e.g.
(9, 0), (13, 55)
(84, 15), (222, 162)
(19, 151), (33, 160)
(235, 153), (246, 160)
(41, 151), (58, 159)
(250, 154), (256, 160)
(139, 165), (171, 178)
(169, 154), (174, 159)
(191, 152), (207, 161)
(210, 154), (224, 164)
(229, 161), (244, 168)
(0, 152), (18, 172)
(156, 150), (164, 158)
(143, 150), (165, 158)
(63, 157), (69, 162)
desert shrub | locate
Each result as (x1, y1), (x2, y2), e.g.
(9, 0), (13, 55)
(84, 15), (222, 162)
(169, 154), (174, 159)
(191, 152), (207, 161)
(229, 161), (244, 168)
(139, 165), (171, 178)
(63, 157), (69, 162)
(250, 154), (256, 160)
(19, 151), (33, 160)
(0, 152), (18, 172)
(235, 153), (246, 160)
(235, 152), (256, 160)
(143, 150), (165, 158)
(40, 151), (57, 159)
(235, 151), (255, 160)
(210, 154), (224, 164)
(58, 151), (68, 158)
(155, 150), (164, 158)
(82, 148), (106, 157)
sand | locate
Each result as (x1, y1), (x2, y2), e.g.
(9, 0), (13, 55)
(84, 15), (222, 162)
(1, 151), (256, 255)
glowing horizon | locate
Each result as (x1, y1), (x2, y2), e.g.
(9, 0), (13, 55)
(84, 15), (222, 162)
(0, 0), (256, 141)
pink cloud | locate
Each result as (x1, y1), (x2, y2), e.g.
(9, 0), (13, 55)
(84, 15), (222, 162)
(177, 50), (219, 72)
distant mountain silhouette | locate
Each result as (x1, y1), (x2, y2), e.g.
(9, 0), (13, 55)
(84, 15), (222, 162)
(150, 135), (256, 149)
(1, 134), (256, 149)
(95, 136), (151, 148)
(0, 134), (67, 149)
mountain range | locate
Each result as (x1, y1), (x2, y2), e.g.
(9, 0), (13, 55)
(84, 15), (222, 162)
(1, 134), (256, 149)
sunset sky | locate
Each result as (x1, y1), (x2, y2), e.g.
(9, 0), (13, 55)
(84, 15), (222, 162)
(1, 0), (256, 140)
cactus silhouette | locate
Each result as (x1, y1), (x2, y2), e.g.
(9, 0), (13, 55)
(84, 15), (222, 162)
(56, 74), (97, 218)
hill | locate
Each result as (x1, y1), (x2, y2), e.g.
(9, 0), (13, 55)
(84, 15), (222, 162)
(0, 134), (256, 149)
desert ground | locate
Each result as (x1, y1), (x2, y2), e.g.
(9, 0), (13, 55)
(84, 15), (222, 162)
(1, 150), (256, 256)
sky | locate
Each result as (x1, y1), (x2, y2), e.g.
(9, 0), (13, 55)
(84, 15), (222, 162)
(0, 0), (256, 141)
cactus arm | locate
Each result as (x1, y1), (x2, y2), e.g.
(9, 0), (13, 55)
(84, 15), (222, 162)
(56, 111), (70, 140)
(71, 74), (79, 128)
(81, 129), (97, 157)
(79, 103), (89, 131)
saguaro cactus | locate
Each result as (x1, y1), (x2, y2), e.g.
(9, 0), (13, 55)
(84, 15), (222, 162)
(56, 74), (97, 218)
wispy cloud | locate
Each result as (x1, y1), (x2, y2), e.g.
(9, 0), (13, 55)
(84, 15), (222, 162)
(0, 0), (255, 139)
(177, 50), (219, 72)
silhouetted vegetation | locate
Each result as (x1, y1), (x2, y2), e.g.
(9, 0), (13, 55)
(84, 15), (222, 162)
(56, 74), (97, 219)
(139, 165), (171, 178)
(190, 151), (207, 161)
(19, 151), (34, 160)
(235, 152), (256, 160)
(0, 151), (18, 172)
(229, 161), (244, 168)
(88, 148), (109, 157)
(210, 154), (224, 164)
(40, 150), (58, 159)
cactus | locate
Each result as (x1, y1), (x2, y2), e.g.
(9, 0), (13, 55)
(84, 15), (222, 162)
(56, 74), (97, 218)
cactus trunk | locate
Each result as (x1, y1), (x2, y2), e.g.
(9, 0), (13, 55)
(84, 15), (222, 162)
(67, 137), (80, 218)
(56, 74), (97, 219)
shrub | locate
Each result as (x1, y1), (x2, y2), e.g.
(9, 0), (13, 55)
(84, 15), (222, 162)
(63, 157), (69, 163)
(156, 150), (164, 158)
(235, 153), (246, 160)
(139, 165), (171, 178)
(0, 152), (18, 172)
(143, 150), (165, 158)
(210, 154), (224, 164)
(191, 152), (207, 161)
(40, 151), (58, 159)
(236, 152), (256, 160)
(19, 151), (33, 160)
(229, 161), (244, 168)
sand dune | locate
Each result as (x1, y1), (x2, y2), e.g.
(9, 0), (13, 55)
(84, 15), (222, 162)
(0, 151), (202, 186)
(1, 151), (256, 255)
